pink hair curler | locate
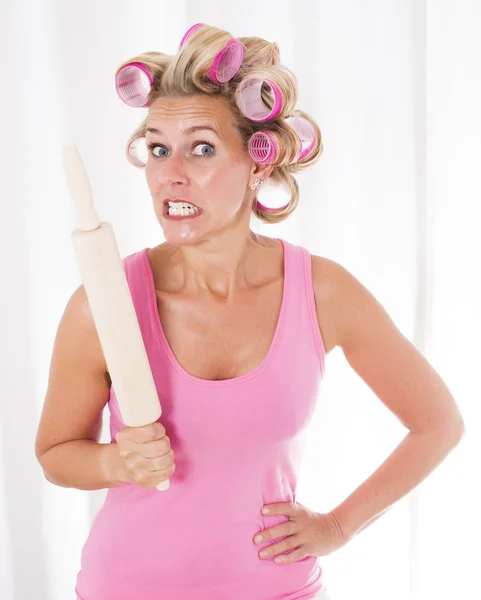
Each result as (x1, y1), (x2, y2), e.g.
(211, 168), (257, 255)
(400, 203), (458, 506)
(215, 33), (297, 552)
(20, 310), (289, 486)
(235, 77), (283, 122)
(248, 131), (279, 164)
(208, 38), (244, 83)
(247, 128), (301, 165)
(247, 116), (317, 165)
(115, 62), (153, 108)
(286, 115), (317, 159)
(128, 136), (148, 167)
(179, 23), (205, 48)
(179, 23), (244, 83)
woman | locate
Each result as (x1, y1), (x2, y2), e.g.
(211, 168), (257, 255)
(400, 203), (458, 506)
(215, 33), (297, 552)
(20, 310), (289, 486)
(35, 24), (465, 600)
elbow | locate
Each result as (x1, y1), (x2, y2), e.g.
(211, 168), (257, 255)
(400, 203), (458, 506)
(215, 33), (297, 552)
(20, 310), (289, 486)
(455, 420), (466, 442)
(411, 418), (466, 445)
(36, 448), (68, 488)
(40, 467), (55, 485)
(444, 419), (465, 447)
(449, 412), (466, 443)
(35, 445), (49, 476)
(39, 466), (70, 489)
(36, 452), (54, 485)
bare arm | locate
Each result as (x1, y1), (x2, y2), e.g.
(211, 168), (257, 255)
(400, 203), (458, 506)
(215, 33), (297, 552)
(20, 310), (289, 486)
(312, 257), (465, 540)
(35, 285), (125, 490)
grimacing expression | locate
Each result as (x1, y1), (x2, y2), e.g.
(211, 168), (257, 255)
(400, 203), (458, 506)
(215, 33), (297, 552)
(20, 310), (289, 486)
(144, 95), (255, 243)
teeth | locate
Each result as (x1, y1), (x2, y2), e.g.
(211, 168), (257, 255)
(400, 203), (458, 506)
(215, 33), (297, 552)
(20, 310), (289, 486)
(168, 202), (198, 210)
(167, 202), (199, 216)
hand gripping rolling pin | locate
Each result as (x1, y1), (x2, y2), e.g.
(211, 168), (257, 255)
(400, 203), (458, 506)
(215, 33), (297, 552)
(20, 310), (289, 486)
(62, 144), (169, 492)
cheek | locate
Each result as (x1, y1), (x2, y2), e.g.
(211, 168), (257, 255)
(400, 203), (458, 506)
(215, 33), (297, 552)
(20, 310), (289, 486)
(206, 159), (250, 191)
(190, 164), (247, 194)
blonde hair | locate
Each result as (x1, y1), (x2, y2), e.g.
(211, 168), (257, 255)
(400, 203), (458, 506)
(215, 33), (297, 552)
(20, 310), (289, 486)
(117, 25), (324, 224)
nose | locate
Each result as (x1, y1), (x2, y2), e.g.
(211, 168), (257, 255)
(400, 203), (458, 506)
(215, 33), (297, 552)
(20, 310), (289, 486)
(157, 151), (189, 188)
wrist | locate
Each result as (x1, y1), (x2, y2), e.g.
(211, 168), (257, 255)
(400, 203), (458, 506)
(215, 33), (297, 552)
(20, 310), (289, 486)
(325, 509), (351, 544)
(100, 442), (127, 487)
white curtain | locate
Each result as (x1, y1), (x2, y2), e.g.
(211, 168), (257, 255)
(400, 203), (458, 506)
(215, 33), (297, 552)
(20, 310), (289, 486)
(0, 1), (478, 599)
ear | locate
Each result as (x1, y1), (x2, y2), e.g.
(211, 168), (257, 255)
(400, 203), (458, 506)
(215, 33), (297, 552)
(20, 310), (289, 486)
(249, 161), (275, 182)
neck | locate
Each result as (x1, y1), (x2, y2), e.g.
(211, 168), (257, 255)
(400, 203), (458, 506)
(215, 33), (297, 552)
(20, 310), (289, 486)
(166, 230), (263, 301)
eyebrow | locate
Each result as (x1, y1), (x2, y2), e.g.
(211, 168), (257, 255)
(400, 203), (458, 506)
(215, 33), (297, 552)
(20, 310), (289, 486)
(146, 125), (220, 137)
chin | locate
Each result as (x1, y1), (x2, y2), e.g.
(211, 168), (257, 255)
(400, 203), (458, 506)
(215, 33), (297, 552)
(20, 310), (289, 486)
(160, 227), (201, 245)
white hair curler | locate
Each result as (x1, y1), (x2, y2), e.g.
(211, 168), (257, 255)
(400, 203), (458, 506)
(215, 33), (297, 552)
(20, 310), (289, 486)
(127, 136), (149, 167)
(254, 178), (292, 213)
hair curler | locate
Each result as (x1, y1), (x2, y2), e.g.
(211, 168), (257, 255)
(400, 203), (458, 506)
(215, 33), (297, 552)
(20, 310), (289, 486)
(248, 131), (278, 164)
(128, 136), (149, 167)
(115, 62), (154, 108)
(179, 23), (244, 84)
(254, 178), (291, 213)
(207, 38), (244, 83)
(285, 114), (317, 160)
(235, 77), (283, 122)
(178, 23), (205, 47)
(247, 114), (317, 165)
(248, 130), (297, 165)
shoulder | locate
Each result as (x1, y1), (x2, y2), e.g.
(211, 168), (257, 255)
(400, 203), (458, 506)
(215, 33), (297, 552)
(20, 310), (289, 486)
(310, 254), (345, 354)
(310, 253), (391, 355)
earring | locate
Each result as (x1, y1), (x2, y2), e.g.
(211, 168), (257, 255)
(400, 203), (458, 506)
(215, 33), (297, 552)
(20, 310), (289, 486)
(250, 178), (263, 190)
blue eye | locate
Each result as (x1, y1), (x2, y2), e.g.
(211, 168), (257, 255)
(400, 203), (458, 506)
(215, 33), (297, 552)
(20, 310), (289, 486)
(193, 143), (215, 157)
(147, 144), (167, 158)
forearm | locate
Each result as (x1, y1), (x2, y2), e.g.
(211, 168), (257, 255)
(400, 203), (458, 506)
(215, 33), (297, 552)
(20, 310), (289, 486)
(329, 427), (464, 541)
(37, 439), (125, 491)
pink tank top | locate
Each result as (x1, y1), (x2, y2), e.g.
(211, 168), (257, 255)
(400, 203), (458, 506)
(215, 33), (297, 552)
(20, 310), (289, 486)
(76, 238), (327, 600)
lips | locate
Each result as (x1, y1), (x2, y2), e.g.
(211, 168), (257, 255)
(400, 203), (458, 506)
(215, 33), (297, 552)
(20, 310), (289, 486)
(162, 199), (203, 220)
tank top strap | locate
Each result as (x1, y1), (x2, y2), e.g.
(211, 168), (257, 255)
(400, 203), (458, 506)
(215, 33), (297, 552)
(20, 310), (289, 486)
(120, 249), (157, 341)
(278, 238), (326, 374)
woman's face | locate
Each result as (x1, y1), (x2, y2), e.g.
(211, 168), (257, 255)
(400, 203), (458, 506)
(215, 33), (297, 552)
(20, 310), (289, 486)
(145, 94), (255, 244)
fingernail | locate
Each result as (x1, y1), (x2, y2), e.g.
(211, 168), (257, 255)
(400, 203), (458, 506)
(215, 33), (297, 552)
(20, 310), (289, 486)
(254, 535), (263, 543)
(262, 507), (269, 514)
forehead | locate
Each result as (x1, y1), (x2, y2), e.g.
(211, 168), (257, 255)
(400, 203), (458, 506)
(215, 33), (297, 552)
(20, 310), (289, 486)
(146, 95), (233, 135)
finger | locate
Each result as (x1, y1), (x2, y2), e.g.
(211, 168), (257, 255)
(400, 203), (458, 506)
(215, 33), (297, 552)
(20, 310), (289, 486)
(273, 547), (307, 564)
(150, 462), (176, 478)
(254, 520), (297, 544)
(116, 426), (150, 446)
(258, 534), (300, 560)
(125, 452), (172, 474)
(130, 423), (166, 443)
(139, 438), (171, 459)
(118, 436), (169, 459)
(262, 501), (298, 517)
(147, 453), (174, 472)
(136, 463), (175, 488)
